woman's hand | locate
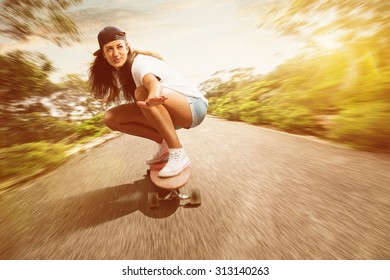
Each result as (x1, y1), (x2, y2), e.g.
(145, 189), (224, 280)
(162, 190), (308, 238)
(137, 73), (167, 108)
(137, 96), (168, 108)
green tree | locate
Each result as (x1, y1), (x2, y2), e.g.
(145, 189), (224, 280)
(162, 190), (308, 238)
(200, 68), (257, 99)
(50, 73), (105, 120)
(260, 1), (389, 44)
(0, 50), (56, 104)
(60, 73), (89, 92)
(0, 0), (82, 46)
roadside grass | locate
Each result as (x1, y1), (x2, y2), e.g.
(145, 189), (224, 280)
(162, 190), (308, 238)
(0, 113), (112, 189)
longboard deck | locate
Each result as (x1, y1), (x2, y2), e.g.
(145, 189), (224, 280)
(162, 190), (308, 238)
(150, 162), (190, 190)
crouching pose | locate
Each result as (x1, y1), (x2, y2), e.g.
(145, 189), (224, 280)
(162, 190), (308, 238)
(89, 26), (208, 177)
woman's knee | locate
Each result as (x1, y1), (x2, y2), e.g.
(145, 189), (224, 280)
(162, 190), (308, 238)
(134, 86), (149, 101)
(103, 109), (118, 130)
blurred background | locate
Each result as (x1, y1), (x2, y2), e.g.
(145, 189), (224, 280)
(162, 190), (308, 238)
(0, 0), (389, 185)
(1, 0), (389, 186)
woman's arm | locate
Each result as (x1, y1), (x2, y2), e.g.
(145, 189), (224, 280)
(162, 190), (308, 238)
(143, 73), (162, 98)
(137, 73), (167, 108)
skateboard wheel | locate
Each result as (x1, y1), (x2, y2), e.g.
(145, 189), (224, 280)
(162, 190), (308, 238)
(190, 189), (201, 205)
(148, 192), (159, 208)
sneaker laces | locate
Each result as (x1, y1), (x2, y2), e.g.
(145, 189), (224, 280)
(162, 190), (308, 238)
(158, 148), (190, 177)
(166, 151), (181, 167)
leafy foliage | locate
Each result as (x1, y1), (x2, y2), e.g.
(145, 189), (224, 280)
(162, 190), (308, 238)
(0, 50), (108, 182)
(0, 0), (82, 46)
(0, 50), (57, 104)
(1, 112), (108, 148)
(0, 142), (69, 180)
(5, 53), (103, 120)
(0, 112), (109, 181)
(259, 0), (390, 45)
(204, 1), (389, 152)
(330, 102), (390, 151)
(206, 34), (389, 151)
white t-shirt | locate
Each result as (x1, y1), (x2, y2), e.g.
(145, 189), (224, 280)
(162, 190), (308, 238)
(131, 54), (208, 103)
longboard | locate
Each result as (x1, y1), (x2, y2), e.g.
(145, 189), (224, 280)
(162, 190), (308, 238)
(148, 162), (201, 208)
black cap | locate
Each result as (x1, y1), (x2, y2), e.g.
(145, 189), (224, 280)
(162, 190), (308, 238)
(93, 26), (126, 56)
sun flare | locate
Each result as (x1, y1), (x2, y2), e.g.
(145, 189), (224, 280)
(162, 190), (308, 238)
(313, 34), (342, 50)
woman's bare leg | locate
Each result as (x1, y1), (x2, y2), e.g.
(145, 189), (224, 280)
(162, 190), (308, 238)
(103, 103), (163, 143)
(134, 86), (192, 149)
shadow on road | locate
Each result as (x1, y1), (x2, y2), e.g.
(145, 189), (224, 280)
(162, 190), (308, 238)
(1, 171), (191, 259)
(16, 173), (182, 240)
(51, 172), (181, 229)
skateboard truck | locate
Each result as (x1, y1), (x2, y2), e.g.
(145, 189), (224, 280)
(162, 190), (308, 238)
(163, 190), (189, 200)
(148, 188), (201, 208)
(148, 162), (201, 208)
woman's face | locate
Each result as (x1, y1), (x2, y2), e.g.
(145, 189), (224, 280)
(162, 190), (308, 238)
(102, 40), (129, 69)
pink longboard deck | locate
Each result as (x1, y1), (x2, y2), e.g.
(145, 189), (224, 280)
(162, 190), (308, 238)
(150, 162), (191, 190)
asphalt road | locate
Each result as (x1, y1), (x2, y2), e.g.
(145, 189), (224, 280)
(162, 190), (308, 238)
(1, 116), (389, 259)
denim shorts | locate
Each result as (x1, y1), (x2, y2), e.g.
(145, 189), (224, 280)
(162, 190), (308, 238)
(186, 96), (208, 128)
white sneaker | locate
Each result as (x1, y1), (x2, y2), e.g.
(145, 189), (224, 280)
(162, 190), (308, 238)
(158, 148), (191, 177)
(146, 140), (169, 165)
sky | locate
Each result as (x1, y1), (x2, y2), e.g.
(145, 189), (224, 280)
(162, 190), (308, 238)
(0, 0), (304, 85)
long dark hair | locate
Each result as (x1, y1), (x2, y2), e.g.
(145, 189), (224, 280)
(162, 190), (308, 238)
(88, 45), (162, 103)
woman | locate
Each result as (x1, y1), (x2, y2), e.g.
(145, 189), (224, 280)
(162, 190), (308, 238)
(89, 26), (208, 177)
